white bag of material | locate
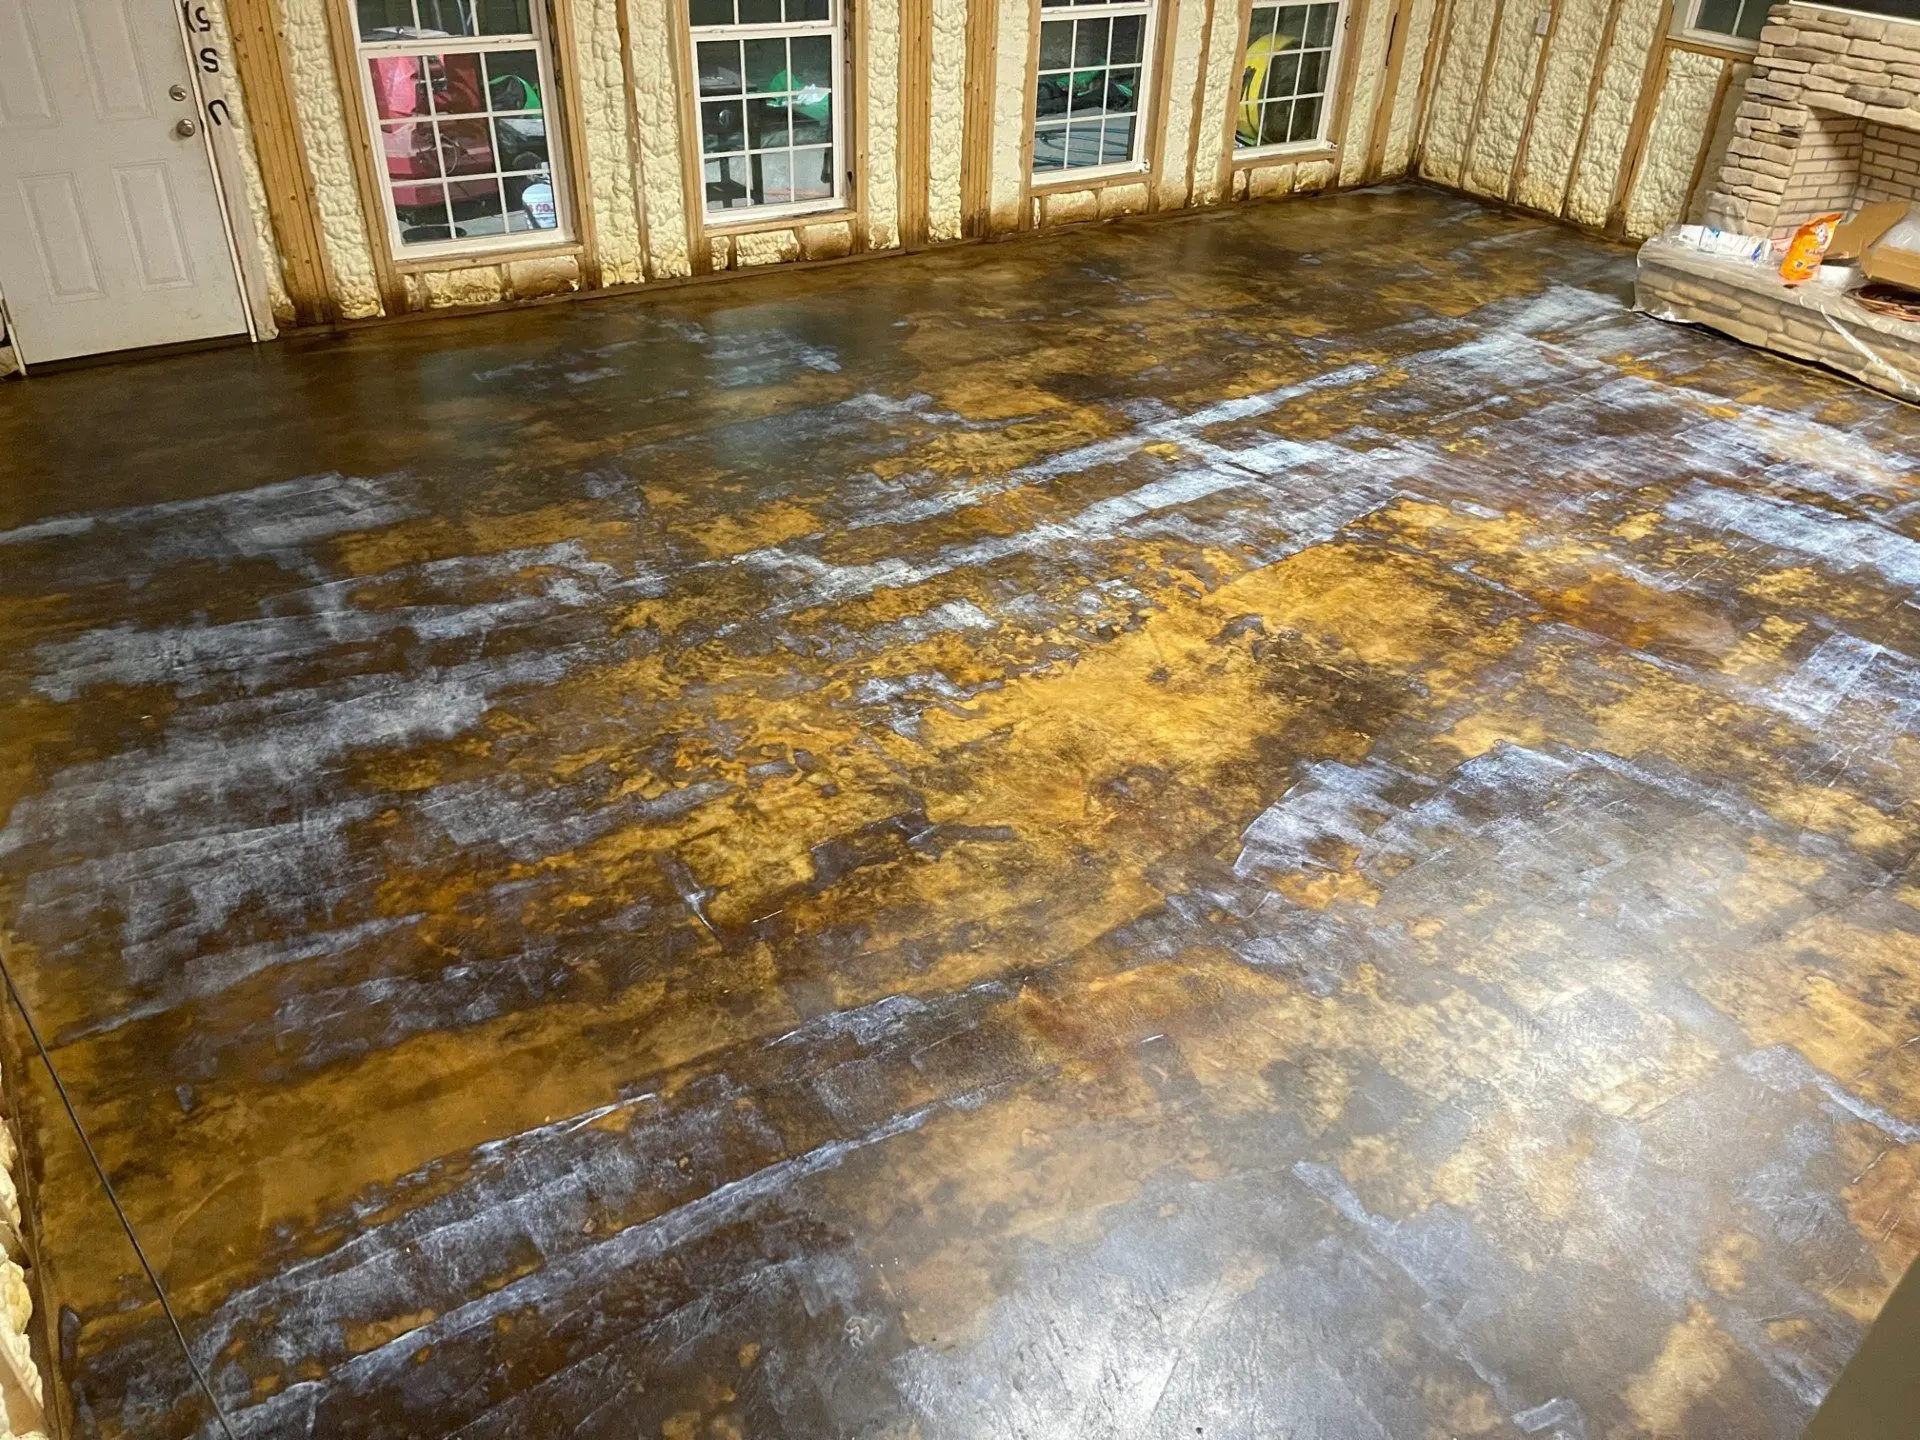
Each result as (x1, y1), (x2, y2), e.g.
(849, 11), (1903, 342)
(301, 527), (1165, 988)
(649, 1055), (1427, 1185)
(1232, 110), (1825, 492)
(1667, 224), (1769, 261)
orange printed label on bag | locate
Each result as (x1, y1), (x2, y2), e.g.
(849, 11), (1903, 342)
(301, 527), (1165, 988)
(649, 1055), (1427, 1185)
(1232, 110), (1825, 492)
(1780, 213), (1844, 284)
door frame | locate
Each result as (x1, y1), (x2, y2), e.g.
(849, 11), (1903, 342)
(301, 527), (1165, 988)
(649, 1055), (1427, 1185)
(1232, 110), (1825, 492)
(175, 0), (283, 347)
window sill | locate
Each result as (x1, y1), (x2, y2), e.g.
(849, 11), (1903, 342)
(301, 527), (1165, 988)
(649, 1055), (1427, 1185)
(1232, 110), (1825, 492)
(1671, 24), (1759, 52)
(703, 200), (852, 233)
(393, 238), (581, 274)
(1233, 140), (1339, 166)
(1030, 160), (1151, 192)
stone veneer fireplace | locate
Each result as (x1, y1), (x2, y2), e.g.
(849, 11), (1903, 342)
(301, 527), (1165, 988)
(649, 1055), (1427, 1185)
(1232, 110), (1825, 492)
(1707, 2), (1920, 237)
(1637, 2), (1920, 399)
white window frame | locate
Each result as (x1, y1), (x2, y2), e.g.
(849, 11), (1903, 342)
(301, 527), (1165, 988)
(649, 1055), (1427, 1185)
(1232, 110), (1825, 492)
(352, 1), (575, 262)
(1673, 0), (1765, 50)
(1234, 0), (1348, 160)
(688, 1), (848, 226)
(1030, 0), (1159, 186)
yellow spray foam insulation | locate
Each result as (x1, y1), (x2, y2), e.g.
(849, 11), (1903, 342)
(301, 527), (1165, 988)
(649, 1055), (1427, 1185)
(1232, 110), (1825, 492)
(572, 0), (646, 284)
(928, 0), (968, 241)
(1193, 0), (1245, 205)
(735, 228), (804, 266)
(867, 0), (902, 249)
(1339, 0), (1398, 185)
(631, 0), (693, 279)
(988, 0), (1030, 231)
(1687, 61), (1749, 225)
(1463, 0), (1549, 197)
(1157, 0), (1213, 207)
(1564, 0), (1666, 228)
(416, 265), (505, 309)
(1420, 0), (1501, 188)
(1382, 0), (1440, 176)
(283, 0), (385, 316)
(1512, 0), (1612, 214)
(1625, 49), (1724, 238)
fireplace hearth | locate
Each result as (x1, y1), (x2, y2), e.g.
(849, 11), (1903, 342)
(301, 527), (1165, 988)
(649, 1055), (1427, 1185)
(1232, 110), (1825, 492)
(1637, 2), (1920, 398)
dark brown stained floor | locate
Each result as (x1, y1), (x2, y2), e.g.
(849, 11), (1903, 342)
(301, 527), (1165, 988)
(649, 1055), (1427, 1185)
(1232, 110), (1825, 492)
(2, 183), (1919, 1440)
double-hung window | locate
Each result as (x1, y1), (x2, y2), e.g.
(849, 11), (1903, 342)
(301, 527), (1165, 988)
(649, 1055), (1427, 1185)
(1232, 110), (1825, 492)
(353, 1), (570, 255)
(1235, 2), (1344, 153)
(1679, 0), (1766, 44)
(690, 0), (844, 219)
(1032, 0), (1155, 179)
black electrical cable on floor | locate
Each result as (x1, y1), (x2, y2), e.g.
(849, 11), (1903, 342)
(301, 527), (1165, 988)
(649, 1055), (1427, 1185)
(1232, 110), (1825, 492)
(0, 956), (239, 1440)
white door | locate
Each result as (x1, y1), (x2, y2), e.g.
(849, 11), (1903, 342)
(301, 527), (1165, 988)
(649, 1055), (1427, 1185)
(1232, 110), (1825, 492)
(0, 0), (248, 363)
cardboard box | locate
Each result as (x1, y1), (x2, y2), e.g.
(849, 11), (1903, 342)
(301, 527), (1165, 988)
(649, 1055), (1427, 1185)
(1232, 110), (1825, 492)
(1829, 201), (1920, 291)
(1828, 201), (1907, 261)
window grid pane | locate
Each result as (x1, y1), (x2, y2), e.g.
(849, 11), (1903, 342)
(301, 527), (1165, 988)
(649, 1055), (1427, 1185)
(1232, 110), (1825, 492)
(1032, 2), (1150, 175)
(1236, 1), (1340, 151)
(692, 2), (840, 215)
(358, 0), (537, 42)
(363, 32), (560, 248)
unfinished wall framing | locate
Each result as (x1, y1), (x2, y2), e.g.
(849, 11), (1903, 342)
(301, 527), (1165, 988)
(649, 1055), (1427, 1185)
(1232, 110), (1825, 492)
(1416, 0), (1756, 239)
(43, 0), (1751, 342)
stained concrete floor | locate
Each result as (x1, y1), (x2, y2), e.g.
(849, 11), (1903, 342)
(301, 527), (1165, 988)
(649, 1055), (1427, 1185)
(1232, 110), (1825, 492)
(2, 184), (1918, 1440)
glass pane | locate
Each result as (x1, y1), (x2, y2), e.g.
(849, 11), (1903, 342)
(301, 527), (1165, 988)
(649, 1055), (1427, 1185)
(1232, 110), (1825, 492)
(413, 0), (473, 34)
(1299, 50), (1327, 94)
(1074, 17), (1111, 66)
(1033, 122), (1067, 170)
(494, 115), (548, 171)
(452, 179), (507, 235)
(394, 184), (452, 243)
(747, 97), (790, 148)
(1069, 70), (1105, 114)
(755, 148), (793, 204)
(506, 170), (556, 228)
(1734, 0), (1766, 39)
(1260, 99), (1292, 145)
(791, 89), (831, 144)
(793, 143), (833, 200)
(1111, 13), (1144, 64)
(430, 52), (487, 115)
(473, 0), (530, 32)
(740, 0), (781, 19)
(1102, 114), (1135, 163)
(1037, 71), (1069, 116)
(357, 0), (415, 42)
(379, 121), (434, 181)
(1268, 51), (1300, 101)
(1039, 19), (1072, 69)
(707, 155), (751, 207)
(485, 51), (544, 110)
(1066, 120), (1104, 168)
(368, 56), (424, 120)
(1248, 3), (1280, 42)
(786, 0), (828, 16)
(438, 117), (494, 174)
(1109, 66), (1139, 113)
(698, 40), (742, 95)
(1305, 2), (1335, 46)
(690, 0), (733, 23)
(701, 98), (744, 152)
(790, 32), (832, 89)
(744, 36), (786, 92)
(1289, 94), (1321, 142)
